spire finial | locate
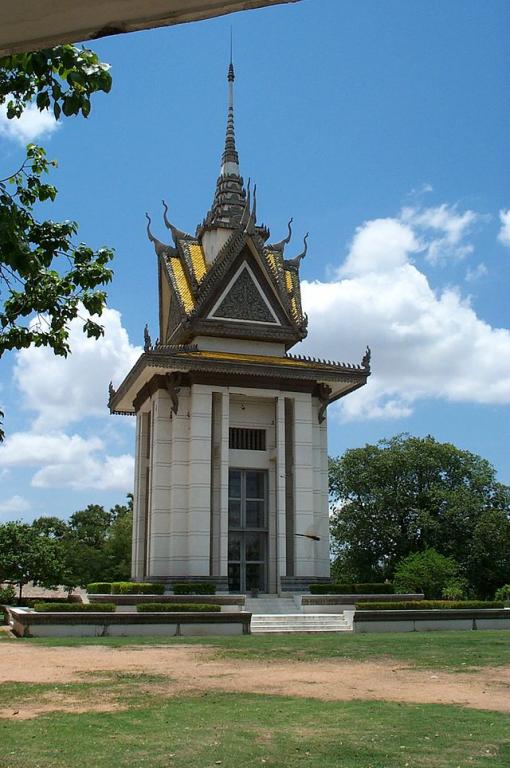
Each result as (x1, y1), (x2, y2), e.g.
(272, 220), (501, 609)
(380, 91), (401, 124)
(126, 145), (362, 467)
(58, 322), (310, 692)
(221, 32), (239, 176)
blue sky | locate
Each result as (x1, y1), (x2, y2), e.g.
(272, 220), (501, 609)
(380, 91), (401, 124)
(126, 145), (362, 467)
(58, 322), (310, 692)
(0, 0), (509, 522)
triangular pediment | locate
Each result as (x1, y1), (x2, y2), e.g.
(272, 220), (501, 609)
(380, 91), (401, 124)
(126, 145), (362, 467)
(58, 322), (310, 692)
(208, 262), (280, 325)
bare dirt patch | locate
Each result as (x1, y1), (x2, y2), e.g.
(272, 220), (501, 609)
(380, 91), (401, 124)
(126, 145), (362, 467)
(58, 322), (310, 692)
(1, 697), (124, 720)
(1, 644), (509, 716)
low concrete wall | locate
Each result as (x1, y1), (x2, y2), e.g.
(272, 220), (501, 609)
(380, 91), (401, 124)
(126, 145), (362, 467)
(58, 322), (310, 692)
(300, 594), (423, 614)
(353, 609), (510, 633)
(7, 608), (251, 638)
(88, 594), (245, 612)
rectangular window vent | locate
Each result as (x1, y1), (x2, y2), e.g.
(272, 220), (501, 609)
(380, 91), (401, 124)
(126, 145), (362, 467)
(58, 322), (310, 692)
(229, 428), (266, 451)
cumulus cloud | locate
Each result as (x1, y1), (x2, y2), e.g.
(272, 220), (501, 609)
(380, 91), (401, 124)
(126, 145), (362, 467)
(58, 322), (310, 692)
(14, 307), (142, 431)
(0, 494), (31, 517)
(0, 431), (134, 491)
(340, 218), (420, 276)
(0, 102), (60, 144)
(401, 203), (478, 264)
(299, 204), (510, 421)
(498, 209), (510, 247)
(1, 308), (140, 491)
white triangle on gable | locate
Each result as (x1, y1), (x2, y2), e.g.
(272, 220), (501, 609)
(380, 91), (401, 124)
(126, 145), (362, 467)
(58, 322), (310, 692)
(208, 261), (281, 325)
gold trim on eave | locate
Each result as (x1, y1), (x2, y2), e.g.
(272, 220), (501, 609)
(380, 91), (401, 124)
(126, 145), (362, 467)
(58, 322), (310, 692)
(182, 350), (348, 371)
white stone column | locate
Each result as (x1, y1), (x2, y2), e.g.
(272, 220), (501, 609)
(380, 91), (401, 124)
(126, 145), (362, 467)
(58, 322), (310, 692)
(318, 410), (330, 576)
(131, 412), (143, 580)
(219, 390), (230, 579)
(187, 384), (213, 576)
(166, 386), (190, 576)
(293, 393), (316, 577)
(148, 389), (173, 579)
(312, 398), (331, 577)
(275, 394), (287, 587)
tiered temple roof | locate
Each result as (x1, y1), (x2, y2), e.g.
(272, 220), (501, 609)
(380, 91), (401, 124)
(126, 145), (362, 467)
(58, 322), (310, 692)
(109, 60), (371, 418)
(144, 60), (311, 349)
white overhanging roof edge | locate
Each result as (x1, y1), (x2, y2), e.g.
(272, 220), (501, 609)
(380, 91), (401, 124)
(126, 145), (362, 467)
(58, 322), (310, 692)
(0, 0), (301, 56)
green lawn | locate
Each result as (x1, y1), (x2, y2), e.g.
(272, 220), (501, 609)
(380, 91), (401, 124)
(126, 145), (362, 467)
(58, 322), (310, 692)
(1, 633), (509, 766)
(1, 692), (509, 768)
(5, 630), (510, 670)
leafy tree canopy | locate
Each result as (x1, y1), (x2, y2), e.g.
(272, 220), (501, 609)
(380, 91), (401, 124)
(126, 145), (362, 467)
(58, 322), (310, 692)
(30, 495), (133, 590)
(0, 45), (114, 439)
(393, 548), (460, 599)
(329, 434), (510, 596)
(0, 521), (65, 602)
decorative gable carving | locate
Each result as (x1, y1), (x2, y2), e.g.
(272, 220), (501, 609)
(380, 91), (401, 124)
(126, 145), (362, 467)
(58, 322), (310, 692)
(209, 263), (280, 325)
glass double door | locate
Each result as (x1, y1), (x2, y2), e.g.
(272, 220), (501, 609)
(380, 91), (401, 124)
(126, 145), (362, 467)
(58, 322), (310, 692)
(228, 469), (267, 593)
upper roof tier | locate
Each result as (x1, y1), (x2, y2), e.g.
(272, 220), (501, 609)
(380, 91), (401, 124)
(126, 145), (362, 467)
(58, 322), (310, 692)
(145, 62), (310, 351)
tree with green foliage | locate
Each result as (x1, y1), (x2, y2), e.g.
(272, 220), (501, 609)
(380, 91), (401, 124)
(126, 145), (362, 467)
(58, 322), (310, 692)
(393, 548), (460, 599)
(31, 495), (133, 589)
(0, 521), (66, 602)
(103, 494), (133, 581)
(329, 434), (510, 595)
(0, 45), (114, 439)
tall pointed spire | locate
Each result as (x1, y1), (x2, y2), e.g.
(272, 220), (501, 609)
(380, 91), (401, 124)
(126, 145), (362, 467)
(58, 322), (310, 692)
(221, 34), (239, 175)
(199, 44), (247, 235)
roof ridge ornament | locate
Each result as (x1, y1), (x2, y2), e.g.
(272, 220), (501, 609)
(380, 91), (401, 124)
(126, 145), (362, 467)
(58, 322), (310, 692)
(144, 324), (152, 352)
(361, 345), (371, 371)
(270, 217), (293, 253)
(285, 232), (308, 270)
(145, 212), (169, 257)
(162, 200), (190, 243)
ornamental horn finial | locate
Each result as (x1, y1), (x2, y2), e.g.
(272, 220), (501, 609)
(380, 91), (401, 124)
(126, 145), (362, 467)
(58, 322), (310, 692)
(270, 217), (293, 253)
(162, 200), (187, 243)
(285, 232), (308, 270)
(145, 212), (169, 257)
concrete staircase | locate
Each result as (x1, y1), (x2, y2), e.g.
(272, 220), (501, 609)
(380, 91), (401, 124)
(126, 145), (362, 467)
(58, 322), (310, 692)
(250, 613), (350, 633)
(245, 595), (351, 633)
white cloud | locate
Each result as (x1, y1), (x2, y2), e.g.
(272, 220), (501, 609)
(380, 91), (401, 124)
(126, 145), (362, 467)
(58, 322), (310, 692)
(14, 307), (142, 431)
(299, 204), (510, 421)
(466, 262), (488, 282)
(498, 209), (510, 247)
(32, 452), (134, 492)
(1, 308), (140, 491)
(401, 203), (478, 264)
(0, 431), (134, 491)
(0, 494), (31, 517)
(340, 218), (420, 276)
(0, 102), (60, 144)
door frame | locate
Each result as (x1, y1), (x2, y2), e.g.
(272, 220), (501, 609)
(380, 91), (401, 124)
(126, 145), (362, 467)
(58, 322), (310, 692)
(227, 468), (268, 593)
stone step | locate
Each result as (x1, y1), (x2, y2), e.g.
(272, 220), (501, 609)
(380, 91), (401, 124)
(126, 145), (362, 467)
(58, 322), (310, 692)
(250, 613), (350, 633)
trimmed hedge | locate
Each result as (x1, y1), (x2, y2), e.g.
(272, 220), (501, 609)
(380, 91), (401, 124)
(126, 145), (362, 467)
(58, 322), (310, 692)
(137, 603), (221, 613)
(309, 583), (395, 595)
(23, 596), (82, 608)
(172, 582), (216, 595)
(111, 582), (165, 595)
(357, 600), (504, 611)
(33, 602), (116, 612)
(87, 582), (112, 594)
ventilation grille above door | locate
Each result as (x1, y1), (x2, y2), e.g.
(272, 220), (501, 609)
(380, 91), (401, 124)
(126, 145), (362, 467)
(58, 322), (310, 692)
(229, 428), (266, 451)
